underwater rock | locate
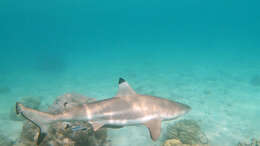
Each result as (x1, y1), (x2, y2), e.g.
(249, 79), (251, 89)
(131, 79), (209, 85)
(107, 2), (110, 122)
(163, 138), (208, 146)
(16, 121), (107, 146)
(47, 93), (95, 114)
(165, 120), (208, 145)
(16, 93), (107, 146)
(237, 138), (260, 146)
(163, 139), (183, 146)
(0, 86), (11, 94)
(250, 75), (260, 87)
(34, 52), (67, 73)
(0, 134), (14, 146)
(20, 96), (42, 109)
(10, 96), (42, 121)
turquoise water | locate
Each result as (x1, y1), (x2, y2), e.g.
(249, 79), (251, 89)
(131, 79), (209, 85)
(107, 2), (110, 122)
(1, 0), (260, 146)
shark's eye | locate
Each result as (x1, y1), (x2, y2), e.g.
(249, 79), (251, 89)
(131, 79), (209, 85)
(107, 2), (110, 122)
(63, 122), (71, 129)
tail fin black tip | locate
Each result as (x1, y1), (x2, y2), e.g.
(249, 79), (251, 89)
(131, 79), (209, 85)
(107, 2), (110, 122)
(37, 131), (47, 145)
(16, 102), (21, 115)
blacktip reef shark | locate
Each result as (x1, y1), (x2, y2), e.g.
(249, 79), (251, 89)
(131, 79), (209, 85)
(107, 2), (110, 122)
(16, 78), (191, 145)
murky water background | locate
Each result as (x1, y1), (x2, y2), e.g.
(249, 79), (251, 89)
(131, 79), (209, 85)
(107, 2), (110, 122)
(0, 0), (260, 145)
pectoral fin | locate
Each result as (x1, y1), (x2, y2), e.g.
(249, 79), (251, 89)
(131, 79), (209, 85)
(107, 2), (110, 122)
(89, 121), (104, 131)
(144, 119), (162, 141)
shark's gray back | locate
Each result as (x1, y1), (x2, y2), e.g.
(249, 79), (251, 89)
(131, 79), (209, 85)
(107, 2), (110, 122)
(86, 96), (144, 125)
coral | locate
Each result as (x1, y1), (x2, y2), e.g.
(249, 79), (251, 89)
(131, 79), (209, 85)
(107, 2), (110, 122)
(0, 134), (14, 146)
(47, 93), (95, 114)
(10, 96), (42, 121)
(16, 120), (107, 146)
(21, 96), (42, 109)
(237, 138), (260, 146)
(250, 75), (260, 87)
(165, 120), (208, 145)
(15, 93), (108, 146)
(162, 138), (209, 146)
(163, 139), (184, 146)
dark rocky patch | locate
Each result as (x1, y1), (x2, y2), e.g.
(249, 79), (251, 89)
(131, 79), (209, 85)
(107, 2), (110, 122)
(0, 134), (14, 146)
(250, 75), (260, 87)
(15, 93), (108, 146)
(237, 138), (260, 146)
(0, 86), (11, 94)
(165, 119), (208, 145)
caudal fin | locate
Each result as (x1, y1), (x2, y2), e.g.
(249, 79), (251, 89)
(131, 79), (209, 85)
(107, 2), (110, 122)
(16, 102), (55, 145)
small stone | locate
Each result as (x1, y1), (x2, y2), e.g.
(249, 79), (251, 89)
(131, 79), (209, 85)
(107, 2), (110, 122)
(252, 138), (257, 146)
(257, 140), (260, 146)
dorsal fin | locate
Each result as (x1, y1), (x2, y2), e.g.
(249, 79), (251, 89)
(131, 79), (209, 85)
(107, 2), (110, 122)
(116, 78), (136, 97)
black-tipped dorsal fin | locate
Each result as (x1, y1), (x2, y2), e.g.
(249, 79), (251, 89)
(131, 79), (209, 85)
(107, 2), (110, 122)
(116, 78), (136, 97)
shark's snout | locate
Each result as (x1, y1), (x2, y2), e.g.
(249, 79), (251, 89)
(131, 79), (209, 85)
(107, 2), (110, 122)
(183, 104), (191, 113)
(177, 102), (191, 114)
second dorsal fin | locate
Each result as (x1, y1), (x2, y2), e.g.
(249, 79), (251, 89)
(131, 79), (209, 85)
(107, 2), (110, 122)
(116, 78), (136, 97)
